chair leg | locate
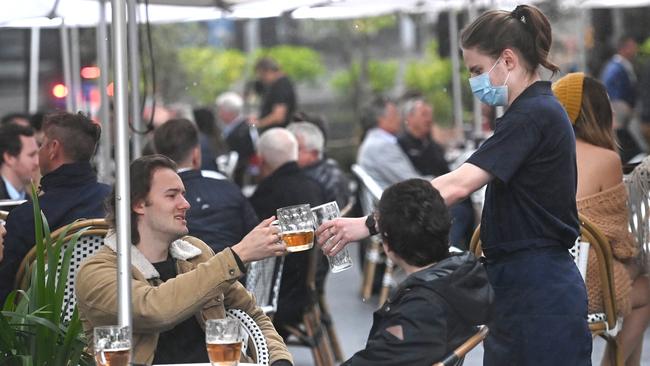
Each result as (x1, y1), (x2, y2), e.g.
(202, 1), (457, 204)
(610, 336), (623, 366)
(302, 312), (325, 366)
(319, 294), (344, 362)
(378, 258), (394, 306)
(361, 240), (381, 300)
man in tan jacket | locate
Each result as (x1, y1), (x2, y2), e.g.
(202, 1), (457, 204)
(75, 154), (293, 365)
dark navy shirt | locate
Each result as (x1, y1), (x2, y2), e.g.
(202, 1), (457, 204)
(467, 81), (579, 257)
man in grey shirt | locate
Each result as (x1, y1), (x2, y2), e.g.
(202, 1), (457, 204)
(357, 97), (425, 190)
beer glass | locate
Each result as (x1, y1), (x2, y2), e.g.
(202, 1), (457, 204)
(93, 326), (131, 366)
(311, 201), (353, 273)
(206, 318), (243, 366)
(276, 204), (315, 252)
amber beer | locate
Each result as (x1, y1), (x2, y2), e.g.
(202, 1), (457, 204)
(206, 341), (242, 366)
(282, 229), (314, 252)
(94, 347), (130, 366)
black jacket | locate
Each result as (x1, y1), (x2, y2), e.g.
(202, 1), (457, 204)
(303, 158), (351, 209)
(179, 169), (258, 254)
(0, 162), (111, 303)
(397, 131), (450, 177)
(343, 253), (493, 366)
(224, 118), (256, 186)
(249, 162), (324, 325)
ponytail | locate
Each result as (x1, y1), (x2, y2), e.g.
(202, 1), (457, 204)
(461, 4), (558, 75)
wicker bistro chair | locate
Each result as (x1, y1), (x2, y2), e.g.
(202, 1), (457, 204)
(245, 256), (284, 316)
(15, 218), (109, 322)
(433, 325), (489, 366)
(469, 214), (623, 366)
(350, 164), (396, 305)
(226, 308), (270, 365)
(281, 244), (336, 366)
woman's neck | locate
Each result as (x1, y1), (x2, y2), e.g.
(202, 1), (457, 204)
(507, 71), (541, 106)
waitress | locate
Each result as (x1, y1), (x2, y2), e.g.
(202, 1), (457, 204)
(318, 5), (591, 365)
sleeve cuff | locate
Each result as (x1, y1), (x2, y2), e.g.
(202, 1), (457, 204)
(230, 248), (247, 273)
(271, 360), (293, 366)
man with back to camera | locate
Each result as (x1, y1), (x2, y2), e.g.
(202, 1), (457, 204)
(287, 121), (351, 209)
(342, 179), (493, 365)
(249, 128), (324, 338)
(153, 118), (259, 254)
(0, 111), (111, 303)
(0, 123), (39, 201)
(75, 154), (293, 365)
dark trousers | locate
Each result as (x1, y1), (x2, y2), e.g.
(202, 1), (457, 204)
(483, 246), (592, 366)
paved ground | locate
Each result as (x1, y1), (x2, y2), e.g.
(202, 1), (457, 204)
(288, 249), (650, 365)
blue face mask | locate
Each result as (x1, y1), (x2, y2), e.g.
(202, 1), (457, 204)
(469, 58), (510, 107)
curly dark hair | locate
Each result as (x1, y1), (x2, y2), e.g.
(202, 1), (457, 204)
(378, 179), (451, 267)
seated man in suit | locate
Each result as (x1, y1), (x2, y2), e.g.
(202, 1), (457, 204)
(0, 112), (111, 303)
(76, 154), (293, 365)
(0, 123), (39, 201)
(153, 118), (259, 254)
(342, 179), (493, 365)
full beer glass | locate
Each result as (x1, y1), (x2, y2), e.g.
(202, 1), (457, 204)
(276, 204), (315, 252)
(206, 318), (243, 366)
(93, 326), (131, 366)
(311, 201), (353, 273)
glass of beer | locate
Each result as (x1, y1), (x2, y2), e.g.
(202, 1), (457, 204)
(206, 318), (243, 366)
(311, 201), (353, 273)
(93, 325), (131, 366)
(276, 204), (315, 252)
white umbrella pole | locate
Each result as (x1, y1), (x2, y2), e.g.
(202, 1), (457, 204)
(28, 27), (40, 114)
(60, 23), (73, 112)
(112, 0), (133, 336)
(70, 26), (82, 113)
(449, 9), (464, 142)
(468, 2), (482, 139)
(128, 0), (143, 159)
(97, 0), (113, 184)
(577, 8), (588, 72)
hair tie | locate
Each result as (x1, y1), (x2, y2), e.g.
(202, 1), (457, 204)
(511, 5), (527, 24)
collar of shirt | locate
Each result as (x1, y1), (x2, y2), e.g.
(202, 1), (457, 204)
(2, 177), (25, 200)
(369, 128), (397, 144)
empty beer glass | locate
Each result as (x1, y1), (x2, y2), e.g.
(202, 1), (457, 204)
(206, 318), (243, 366)
(276, 204), (315, 252)
(94, 325), (131, 366)
(311, 201), (353, 273)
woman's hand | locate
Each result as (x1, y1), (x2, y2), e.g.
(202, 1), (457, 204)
(315, 216), (369, 256)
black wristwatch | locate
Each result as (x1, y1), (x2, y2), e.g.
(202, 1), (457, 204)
(365, 214), (379, 236)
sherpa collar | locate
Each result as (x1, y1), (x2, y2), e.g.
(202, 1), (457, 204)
(103, 231), (203, 280)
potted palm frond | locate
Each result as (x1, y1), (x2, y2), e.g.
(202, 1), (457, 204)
(0, 186), (93, 365)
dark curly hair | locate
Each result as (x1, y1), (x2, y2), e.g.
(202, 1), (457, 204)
(378, 179), (451, 267)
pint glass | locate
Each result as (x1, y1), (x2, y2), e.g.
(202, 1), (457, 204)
(311, 201), (353, 273)
(206, 318), (243, 366)
(276, 204), (315, 252)
(93, 326), (131, 366)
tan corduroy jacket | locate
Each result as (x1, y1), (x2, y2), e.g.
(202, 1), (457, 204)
(75, 233), (292, 365)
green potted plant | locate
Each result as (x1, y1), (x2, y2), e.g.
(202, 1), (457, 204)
(0, 186), (93, 365)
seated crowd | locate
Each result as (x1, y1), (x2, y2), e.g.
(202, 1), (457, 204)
(0, 58), (648, 365)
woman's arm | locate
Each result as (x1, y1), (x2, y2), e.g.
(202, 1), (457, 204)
(431, 163), (493, 206)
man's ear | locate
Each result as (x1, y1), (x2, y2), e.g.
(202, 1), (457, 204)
(132, 199), (146, 215)
(2, 152), (16, 167)
(48, 139), (62, 161)
(192, 146), (201, 169)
